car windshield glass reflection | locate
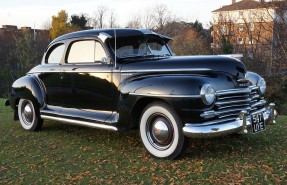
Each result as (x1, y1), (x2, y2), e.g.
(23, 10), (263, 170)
(110, 35), (171, 60)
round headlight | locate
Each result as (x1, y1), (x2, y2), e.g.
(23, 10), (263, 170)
(257, 78), (266, 95)
(200, 84), (216, 105)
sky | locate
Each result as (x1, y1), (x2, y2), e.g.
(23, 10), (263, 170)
(0, 0), (234, 29)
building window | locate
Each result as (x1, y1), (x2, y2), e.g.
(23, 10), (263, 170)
(219, 13), (223, 21)
(248, 36), (253, 44)
(238, 24), (244, 32)
(220, 25), (227, 35)
(238, 37), (243, 45)
(249, 23), (254, 31)
(239, 11), (244, 18)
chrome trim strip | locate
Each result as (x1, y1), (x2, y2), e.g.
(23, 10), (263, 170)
(28, 70), (113, 74)
(121, 68), (211, 73)
(217, 103), (250, 110)
(251, 100), (266, 108)
(250, 86), (259, 91)
(216, 88), (251, 96)
(215, 98), (251, 106)
(237, 79), (249, 83)
(41, 115), (118, 131)
(28, 68), (211, 74)
(129, 92), (200, 98)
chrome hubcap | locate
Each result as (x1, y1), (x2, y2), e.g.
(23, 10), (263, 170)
(147, 115), (174, 150)
(21, 101), (34, 125)
(152, 120), (170, 144)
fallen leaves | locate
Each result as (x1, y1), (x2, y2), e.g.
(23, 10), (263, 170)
(0, 100), (286, 184)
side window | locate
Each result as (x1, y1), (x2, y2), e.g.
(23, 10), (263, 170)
(95, 42), (107, 61)
(46, 44), (65, 64)
(67, 40), (107, 63)
(68, 40), (94, 63)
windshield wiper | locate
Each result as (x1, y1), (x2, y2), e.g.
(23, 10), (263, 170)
(120, 54), (170, 62)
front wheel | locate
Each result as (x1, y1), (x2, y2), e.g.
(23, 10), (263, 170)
(18, 99), (43, 131)
(139, 102), (187, 159)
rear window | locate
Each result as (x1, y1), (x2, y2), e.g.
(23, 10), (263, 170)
(46, 44), (65, 64)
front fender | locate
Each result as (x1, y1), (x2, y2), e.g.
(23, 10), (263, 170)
(121, 73), (236, 96)
(10, 75), (45, 111)
(246, 71), (262, 86)
(119, 73), (237, 124)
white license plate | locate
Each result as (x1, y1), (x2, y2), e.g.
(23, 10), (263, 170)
(251, 112), (266, 134)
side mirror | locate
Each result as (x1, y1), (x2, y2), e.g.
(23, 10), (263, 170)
(100, 57), (109, 64)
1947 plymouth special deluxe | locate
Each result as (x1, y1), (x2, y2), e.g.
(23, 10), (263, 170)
(5, 28), (277, 159)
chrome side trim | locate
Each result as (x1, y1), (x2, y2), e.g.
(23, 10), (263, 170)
(121, 68), (211, 73)
(41, 115), (118, 131)
(28, 68), (211, 74)
(28, 70), (113, 74)
(129, 92), (200, 98)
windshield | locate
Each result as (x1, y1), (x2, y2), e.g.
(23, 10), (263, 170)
(110, 35), (171, 59)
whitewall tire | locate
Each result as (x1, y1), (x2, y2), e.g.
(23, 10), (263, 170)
(18, 99), (43, 131)
(139, 101), (187, 159)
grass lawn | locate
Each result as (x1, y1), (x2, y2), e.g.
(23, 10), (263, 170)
(0, 98), (286, 184)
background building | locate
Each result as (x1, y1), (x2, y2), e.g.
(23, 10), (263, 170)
(211, 0), (287, 75)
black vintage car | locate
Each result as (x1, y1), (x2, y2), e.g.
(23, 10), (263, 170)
(6, 29), (277, 159)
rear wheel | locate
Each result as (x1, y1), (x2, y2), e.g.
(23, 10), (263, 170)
(18, 99), (43, 131)
(139, 102), (187, 159)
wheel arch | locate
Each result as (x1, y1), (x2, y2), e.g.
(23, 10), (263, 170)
(128, 97), (174, 129)
(10, 75), (45, 119)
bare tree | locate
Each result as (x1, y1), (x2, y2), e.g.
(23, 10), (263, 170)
(108, 10), (117, 28)
(142, 7), (156, 29)
(42, 18), (52, 30)
(263, 1), (287, 74)
(126, 14), (142, 29)
(94, 6), (108, 29)
(153, 4), (172, 30)
(212, 9), (274, 75)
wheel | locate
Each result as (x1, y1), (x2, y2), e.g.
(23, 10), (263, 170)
(139, 101), (187, 159)
(18, 99), (43, 131)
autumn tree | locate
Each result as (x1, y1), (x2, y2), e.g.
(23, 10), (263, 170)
(50, 10), (70, 40)
(0, 31), (45, 97)
(170, 28), (210, 56)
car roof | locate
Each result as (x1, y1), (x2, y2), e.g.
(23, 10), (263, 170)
(50, 28), (172, 46)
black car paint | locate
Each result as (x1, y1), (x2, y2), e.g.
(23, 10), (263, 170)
(9, 29), (259, 131)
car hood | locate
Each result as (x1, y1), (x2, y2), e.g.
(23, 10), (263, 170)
(120, 55), (247, 79)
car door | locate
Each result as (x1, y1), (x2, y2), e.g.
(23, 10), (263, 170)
(62, 39), (114, 123)
(38, 43), (65, 107)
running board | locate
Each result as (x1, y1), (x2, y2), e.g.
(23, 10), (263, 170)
(41, 115), (118, 131)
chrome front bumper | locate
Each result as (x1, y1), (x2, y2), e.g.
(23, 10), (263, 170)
(183, 103), (277, 138)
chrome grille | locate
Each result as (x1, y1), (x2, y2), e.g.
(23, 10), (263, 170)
(214, 86), (265, 121)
